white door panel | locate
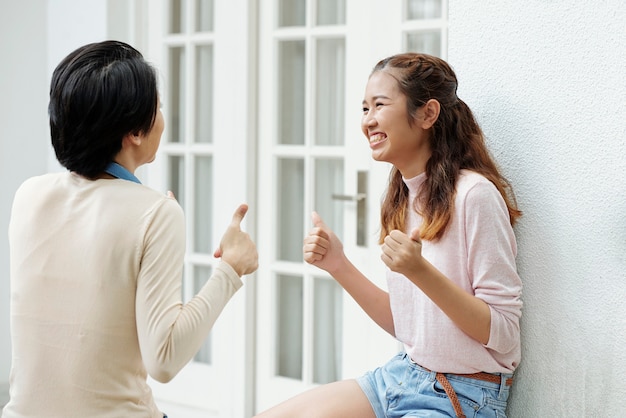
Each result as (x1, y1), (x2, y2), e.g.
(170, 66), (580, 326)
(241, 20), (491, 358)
(141, 0), (447, 415)
(144, 0), (255, 417)
(254, 0), (447, 413)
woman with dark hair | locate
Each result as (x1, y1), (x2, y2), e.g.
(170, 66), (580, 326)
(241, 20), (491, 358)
(256, 53), (522, 417)
(4, 40), (258, 418)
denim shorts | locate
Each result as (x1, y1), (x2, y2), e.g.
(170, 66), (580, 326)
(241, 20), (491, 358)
(356, 352), (512, 418)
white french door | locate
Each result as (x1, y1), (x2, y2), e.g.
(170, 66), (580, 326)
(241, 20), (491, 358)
(254, 0), (448, 413)
(140, 0), (447, 415)
(143, 0), (256, 417)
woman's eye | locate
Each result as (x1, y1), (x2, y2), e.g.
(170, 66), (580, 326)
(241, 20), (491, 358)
(375, 102), (383, 107)
(362, 107), (369, 113)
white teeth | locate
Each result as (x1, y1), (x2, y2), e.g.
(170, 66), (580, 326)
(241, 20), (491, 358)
(369, 134), (386, 143)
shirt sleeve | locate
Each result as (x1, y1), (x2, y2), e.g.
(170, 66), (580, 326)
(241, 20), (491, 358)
(464, 180), (522, 354)
(134, 197), (243, 382)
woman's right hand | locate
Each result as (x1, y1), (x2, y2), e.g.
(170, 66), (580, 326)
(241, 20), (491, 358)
(214, 204), (259, 277)
(303, 211), (346, 274)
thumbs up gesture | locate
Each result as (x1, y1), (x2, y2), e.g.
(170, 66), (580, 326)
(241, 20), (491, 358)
(214, 204), (259, 277)
(380, 227), (423, 276)
(303, 211), (345, 274)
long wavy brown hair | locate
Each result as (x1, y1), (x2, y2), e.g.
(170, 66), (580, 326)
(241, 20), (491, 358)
(376, 53), (521, 243)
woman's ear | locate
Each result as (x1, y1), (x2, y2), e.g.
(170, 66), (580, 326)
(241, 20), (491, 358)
(421, 99), (440, 129)
(122, 132), (142, 147)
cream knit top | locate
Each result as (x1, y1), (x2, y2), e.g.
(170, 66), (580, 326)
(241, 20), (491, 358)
(4, 172), (242, 417)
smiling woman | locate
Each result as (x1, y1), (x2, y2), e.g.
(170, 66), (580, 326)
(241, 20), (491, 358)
(255, 52), (522, 418)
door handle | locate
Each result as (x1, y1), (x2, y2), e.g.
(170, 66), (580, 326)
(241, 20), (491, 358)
(331, 171), (367, 246)
(330, 193), (366, 201)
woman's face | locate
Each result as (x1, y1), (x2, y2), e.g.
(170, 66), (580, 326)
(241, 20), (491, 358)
(361, 71), (432, 178)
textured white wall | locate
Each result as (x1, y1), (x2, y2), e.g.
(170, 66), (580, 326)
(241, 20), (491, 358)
(0, 0), (49, 390)
(0, 0), (109, 393)
(448, 1), (626, 416)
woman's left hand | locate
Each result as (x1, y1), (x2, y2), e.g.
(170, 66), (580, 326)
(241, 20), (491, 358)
(381, 228), (424, 276)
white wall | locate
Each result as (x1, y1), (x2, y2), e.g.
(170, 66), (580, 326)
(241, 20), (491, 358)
(0, 0), (111, 397)
(449, 1), (626, 416)
(0, 1), (49, 396)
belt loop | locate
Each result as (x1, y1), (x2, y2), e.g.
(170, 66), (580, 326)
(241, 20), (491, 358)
(498, 374), (508, 400)
(428, 369), (437, 382)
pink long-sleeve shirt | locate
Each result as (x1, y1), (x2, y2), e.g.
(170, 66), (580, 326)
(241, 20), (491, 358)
(389, 170), (522, 374)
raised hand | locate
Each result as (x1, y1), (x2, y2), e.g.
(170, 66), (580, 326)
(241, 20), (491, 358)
(380, 228), (424, 276)
(302, 211), (345, 274)
(214, 204), (259, 277)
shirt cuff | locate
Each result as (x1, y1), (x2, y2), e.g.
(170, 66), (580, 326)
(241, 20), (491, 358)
(215, 260), (244, 290)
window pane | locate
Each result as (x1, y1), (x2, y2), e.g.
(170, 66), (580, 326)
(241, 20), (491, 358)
(316, 0), (345, 25)
(276, 274), (303, 379)
(194, 156), (212, 253)
(278, 41), (306, 145)
(313, 277), (342, 384)
(168, 155), (185, 211)
(315, 38), (345, 146)
(169, 0), (187, 33)
(195, 45), (213, 143)
(406, 0), (442, 20)
(314, 159), (343, 242)
(168, 47), (186, 143)
(276, 158), (304, 261)
(278, 0), (305, 27)
(193, 265), (212, 364)
(196, 0), (213, 32)
(406, 31), (441, 56)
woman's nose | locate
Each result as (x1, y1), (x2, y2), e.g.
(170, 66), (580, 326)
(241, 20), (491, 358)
(362, 112), (376, 128)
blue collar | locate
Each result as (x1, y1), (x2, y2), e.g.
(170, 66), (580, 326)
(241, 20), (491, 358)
(104, 162), (141, 184)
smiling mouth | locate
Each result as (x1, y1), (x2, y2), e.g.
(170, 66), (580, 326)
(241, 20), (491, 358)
(369, 133), (387, 145)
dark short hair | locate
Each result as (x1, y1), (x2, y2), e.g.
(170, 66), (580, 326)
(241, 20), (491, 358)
(49, 40), (158, 178)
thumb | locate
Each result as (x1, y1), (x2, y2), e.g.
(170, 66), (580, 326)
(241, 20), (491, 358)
(214, 204), (248, 259)
(409, 228), (421, 242)
(230, 203), (249, 228)
(311, 211), (327, 229)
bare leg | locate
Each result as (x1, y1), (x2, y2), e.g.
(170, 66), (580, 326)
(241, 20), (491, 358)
(254, 379), (376, 418)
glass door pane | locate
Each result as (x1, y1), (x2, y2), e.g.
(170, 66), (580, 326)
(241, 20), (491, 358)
(168, 155), (185, 208)
(313, 277), (342, 384)
(314, 158), (344, 241)
(406, 0), (442, 19)
(406, 31), (441, 55)
(278, 0), (306, 27)
(195, 45), (213, 143)
(315, 38), (345, 146)
(316, 0), (346, 25)
(276, 274), (304, 379)
(168, 47), (186, 143)
(193, 265), (213, 364)
(276, 158), (305, 261)
(169, 0), (187, 33)
(195, 0), (213, 32)
(278, 41), (306, 145)
(193, 156), (212, 253)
